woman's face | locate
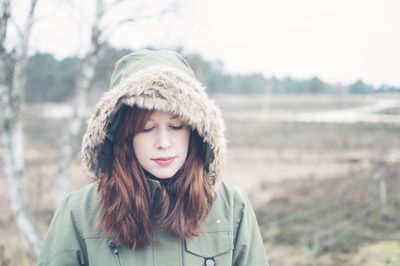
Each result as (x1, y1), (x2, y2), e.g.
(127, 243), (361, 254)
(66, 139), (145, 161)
(133, 111), (190, 179)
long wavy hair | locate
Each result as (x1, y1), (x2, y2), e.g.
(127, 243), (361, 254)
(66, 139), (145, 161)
(96, 106), (215, 249)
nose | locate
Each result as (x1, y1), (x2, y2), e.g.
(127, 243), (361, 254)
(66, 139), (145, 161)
(155, 128), (171, 149)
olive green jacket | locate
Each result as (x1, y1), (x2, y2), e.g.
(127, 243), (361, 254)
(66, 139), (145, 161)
(38, 180), (268, 266)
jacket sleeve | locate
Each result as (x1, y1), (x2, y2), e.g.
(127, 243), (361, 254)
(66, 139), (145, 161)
(232, 191), (269, 266)
(38, 194), (88, 266)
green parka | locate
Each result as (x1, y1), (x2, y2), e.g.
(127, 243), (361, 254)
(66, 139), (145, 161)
(38, 49), (268, 266)
(39, 180), (267, 266)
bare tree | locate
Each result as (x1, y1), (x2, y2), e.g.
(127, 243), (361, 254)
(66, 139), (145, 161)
(0, 0), (42, 258)
(56, 0), (179, 204)
(56, 0), (105, 205)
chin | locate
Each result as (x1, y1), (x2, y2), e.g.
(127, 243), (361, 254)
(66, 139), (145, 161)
(152, 170), (178, 179)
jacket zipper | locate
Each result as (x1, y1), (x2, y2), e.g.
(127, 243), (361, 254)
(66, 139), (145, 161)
(113, 247), (122, 266)
(108, 241), (122, 266)
(77, 250), (87, 266)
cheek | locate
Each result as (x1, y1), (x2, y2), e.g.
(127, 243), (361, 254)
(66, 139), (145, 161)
(180, 130), (190, 154)
(133, 135), (147, 159)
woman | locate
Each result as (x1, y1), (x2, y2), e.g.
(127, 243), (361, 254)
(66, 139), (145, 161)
(39, 49), (268, 266)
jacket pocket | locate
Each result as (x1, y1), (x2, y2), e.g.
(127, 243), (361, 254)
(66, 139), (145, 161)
(184, 231), (234, 265)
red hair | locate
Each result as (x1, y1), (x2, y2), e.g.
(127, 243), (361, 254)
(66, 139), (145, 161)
(97, 106), (214, 249)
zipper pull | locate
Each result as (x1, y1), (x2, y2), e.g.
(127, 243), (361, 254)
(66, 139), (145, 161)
(108, 240), (119, 255)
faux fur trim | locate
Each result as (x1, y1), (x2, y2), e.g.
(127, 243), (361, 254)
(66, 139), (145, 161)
(81, 65), (227, 184)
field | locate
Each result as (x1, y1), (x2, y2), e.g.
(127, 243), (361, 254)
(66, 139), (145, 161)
(1, 94), (400, 265)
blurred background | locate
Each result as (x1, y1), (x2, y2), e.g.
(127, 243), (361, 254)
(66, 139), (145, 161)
(1, 0), (399, 265)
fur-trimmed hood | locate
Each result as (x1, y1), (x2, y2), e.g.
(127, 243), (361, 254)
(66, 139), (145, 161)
(81, 49), (226, 184)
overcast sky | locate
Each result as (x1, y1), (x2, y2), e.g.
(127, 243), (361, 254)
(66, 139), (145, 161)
(20, 0), (400, 86)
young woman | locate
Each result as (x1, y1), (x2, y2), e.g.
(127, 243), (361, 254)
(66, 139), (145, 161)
(39, 49), (268, 266)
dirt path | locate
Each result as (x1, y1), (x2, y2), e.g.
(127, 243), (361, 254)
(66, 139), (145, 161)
(225, 99), (400, 124)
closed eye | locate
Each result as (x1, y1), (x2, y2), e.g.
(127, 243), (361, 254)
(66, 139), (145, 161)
(170, 125), (185, 130)
(142, 127), (155, 133)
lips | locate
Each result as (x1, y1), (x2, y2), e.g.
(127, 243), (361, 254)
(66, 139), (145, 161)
(152, 156), (177, 167)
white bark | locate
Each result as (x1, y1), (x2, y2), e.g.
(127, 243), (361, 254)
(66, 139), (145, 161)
(0, 0), (42, 258)
(379, 178), (387, 210)
(56, 0), (103, 205)
(1, 129), (42, 257)
(0, 0), (11, 45)
(56, 53), (98, 205)
(0, 67), (42, 258)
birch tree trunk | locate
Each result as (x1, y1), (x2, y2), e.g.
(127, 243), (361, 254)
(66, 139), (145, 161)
(56, 0), (103, 205)
(0, 0), (42, 258)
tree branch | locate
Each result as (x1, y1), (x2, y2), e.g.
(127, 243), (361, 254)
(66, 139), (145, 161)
(99, 6), (178, 44)
(102, 0), (127, 11)
(0, 0), (11, 48)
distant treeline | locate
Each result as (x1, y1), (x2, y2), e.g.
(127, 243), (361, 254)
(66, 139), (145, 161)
(26, 45), (400, 103)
